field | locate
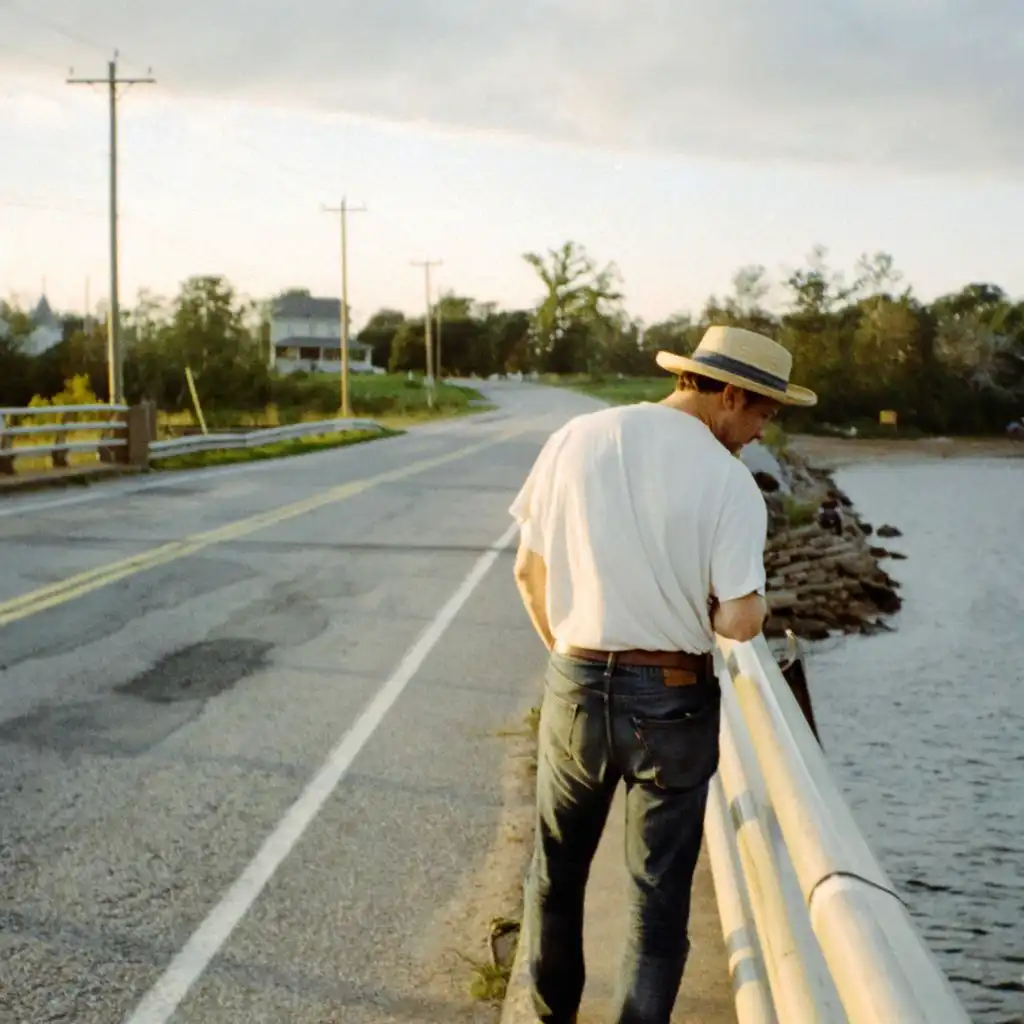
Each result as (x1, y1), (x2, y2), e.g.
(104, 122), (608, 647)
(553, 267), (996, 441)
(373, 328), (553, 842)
(546, 375), (674, 406)
(157, 374), (488, 435)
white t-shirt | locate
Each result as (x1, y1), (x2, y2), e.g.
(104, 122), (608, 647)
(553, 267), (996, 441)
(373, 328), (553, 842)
(510, 402), (767, 654)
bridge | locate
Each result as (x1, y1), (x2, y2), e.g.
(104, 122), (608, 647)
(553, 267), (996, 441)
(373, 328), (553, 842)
(0, 384), (971, 1023)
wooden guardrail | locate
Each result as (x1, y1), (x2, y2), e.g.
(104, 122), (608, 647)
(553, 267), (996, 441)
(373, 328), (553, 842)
(0, 405), (384, 477)
(0, 403), (150, 475)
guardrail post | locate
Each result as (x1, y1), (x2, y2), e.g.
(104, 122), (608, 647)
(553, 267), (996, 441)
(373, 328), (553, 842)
(52, 412), (70, 469)
(0, 414), (13, 475)
(124, 402), (153, 467)
(98, 408), (120, 464)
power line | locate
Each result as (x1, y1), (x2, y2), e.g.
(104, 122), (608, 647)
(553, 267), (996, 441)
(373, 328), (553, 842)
(68, 52), (156, 405)
(1, 0), (147, 71)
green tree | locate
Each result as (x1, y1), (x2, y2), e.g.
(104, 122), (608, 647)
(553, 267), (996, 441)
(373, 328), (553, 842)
(358, 308), (406, 370)
(523, 241), (623, 373)
(123, 276), (269, 410)
(0, 302), (35, 405)
(388, 318), (426, 374)
(642, 313), (701, 356)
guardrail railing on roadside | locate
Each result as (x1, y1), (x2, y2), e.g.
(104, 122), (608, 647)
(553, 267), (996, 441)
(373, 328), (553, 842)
(708, 634), (972, 1023)
(0, 403), (132, 474)
(0, 405), (387, 476)
(147, 417), (385, 461)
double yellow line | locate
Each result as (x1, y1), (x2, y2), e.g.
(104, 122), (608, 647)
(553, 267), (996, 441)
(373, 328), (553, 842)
(0, 426), (526, 630)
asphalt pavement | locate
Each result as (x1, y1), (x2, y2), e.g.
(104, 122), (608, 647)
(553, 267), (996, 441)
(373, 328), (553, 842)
(0, 382), (600, 1024)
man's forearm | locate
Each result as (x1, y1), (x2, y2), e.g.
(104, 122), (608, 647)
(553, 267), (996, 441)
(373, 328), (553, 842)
(517, 578), (555, 650)
(514, 546), (555, 650)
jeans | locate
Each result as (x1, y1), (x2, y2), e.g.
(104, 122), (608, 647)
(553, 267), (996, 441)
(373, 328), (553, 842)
(523, 651), (721, 1024)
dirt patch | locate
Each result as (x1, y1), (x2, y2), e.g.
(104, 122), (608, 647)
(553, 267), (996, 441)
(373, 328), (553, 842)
(409, 706), (538, 1022)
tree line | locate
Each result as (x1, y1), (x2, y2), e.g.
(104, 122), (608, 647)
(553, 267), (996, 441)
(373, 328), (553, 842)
(2, 241), (1022, 433)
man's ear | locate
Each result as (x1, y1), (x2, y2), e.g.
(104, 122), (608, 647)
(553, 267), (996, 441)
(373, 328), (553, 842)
(723, 383), (744, 410)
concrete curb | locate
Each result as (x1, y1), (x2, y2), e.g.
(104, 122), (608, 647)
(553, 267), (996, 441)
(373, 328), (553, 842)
(0, 465), (148, 497)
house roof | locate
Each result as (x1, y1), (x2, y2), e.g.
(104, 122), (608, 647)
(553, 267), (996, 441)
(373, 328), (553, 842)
(31, 295), (59, 326)
(272, 293), (341, 319)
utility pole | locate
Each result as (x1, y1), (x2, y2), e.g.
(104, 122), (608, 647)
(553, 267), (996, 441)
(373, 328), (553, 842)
(410, 259), (442, 406)
(68, 52), (155, 405)
(322, 197), (366, 417)
(436, 300), (443, 382)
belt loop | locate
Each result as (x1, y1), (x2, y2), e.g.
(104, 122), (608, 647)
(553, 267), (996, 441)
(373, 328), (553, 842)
(604, 652), (618, 679)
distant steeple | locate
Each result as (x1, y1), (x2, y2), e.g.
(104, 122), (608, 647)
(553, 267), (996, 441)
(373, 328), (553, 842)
(31, 294), (57, 327)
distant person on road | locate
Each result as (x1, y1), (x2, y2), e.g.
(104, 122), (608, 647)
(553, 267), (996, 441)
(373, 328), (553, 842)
(510, 326), (816, 1024)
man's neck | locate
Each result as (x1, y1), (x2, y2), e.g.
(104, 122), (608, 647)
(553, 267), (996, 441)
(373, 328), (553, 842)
(661, 390), (715, 432)
(660, 390), (737, 453)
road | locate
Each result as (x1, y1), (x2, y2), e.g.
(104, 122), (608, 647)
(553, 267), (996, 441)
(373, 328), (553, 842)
(0, 382), (599, 1024)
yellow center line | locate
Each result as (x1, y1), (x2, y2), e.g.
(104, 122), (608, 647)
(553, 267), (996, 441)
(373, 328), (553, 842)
(0, 426), (527, 629)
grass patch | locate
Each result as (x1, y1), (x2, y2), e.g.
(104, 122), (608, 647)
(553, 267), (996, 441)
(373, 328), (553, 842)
(782, 494), (817, 527)
(156, 375), (489, 437)
(152, 428), (397, 471)
(293, 373), (486, 419)
(494, 704), (542, 740)
(460, 953), (511, 1003)
(460, 916), (523, 1003)
(546, 374), (673, 406)
(763, 422), (788, 455)
(525, 704), (541, 739)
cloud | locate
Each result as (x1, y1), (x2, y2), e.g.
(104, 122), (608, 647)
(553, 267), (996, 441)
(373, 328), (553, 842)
(3, 0), (1024, 174)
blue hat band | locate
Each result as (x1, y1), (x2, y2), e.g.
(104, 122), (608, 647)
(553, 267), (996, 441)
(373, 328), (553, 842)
(690, 351), (789, 392)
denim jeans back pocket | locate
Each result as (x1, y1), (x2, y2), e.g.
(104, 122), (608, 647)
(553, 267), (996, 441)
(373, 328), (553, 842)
(540, 684), (605, 774)
(629, 701), (721, 792)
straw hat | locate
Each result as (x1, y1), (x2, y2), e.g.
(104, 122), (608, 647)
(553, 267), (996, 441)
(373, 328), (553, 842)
(656, 325), (817, 407)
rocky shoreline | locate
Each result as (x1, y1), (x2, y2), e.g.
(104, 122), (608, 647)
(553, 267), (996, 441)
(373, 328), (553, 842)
(744, 441), (906, 641)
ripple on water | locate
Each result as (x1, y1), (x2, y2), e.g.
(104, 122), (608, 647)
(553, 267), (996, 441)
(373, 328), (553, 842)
(805, 459), (1024, 1024)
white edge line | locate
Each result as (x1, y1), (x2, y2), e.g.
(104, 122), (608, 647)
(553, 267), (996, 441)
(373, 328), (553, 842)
(122, 520), (519, 1024)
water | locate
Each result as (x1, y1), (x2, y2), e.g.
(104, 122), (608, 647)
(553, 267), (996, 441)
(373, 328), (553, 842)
(806, 458), (1023, 1023)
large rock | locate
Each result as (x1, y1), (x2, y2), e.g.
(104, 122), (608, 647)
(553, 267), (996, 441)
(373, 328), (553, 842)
(741, 442), (792, 496)
(859, 579), (902, 614)
(837, 553), (879, 578)
(791, 617), (831, 640)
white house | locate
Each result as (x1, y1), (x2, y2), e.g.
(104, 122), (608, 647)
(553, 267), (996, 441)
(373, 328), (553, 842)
(269, 292), (375, 375)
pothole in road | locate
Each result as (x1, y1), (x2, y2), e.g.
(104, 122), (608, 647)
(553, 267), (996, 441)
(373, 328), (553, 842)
(0, 638), (274, 758)
(116, 638), (273, 703)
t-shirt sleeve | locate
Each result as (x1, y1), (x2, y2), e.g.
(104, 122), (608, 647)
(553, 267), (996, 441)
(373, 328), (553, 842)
(709, 463), (768, 602)
(509, 430), (562, 555)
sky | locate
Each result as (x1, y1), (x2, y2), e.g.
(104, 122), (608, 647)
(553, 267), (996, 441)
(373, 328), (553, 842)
(2, 0), (1024, 329)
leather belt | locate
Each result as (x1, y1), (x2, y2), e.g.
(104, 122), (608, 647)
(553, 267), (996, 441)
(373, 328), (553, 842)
(554, 642), (710, 673)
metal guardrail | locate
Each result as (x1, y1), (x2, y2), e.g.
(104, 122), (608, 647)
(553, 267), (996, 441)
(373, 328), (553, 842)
(0, 406), (386, 475)
(147, 417), (385, 460)
(0, 403), (130, 471)
(708, 634), (972, 1023)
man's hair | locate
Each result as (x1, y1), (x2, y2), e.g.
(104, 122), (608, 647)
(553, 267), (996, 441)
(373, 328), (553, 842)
(675, 372), (774, 407)
(675, 372), (727, 394)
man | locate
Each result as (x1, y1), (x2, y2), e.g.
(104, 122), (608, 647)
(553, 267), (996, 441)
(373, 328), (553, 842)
(510, 325), (816, 1024)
